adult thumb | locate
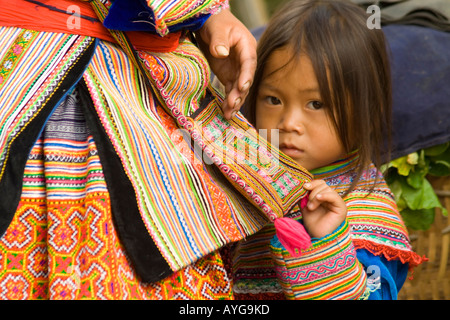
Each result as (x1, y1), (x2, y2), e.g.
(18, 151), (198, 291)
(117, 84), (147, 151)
(205, 26), (230, 58)
(213, 43), (229, 58)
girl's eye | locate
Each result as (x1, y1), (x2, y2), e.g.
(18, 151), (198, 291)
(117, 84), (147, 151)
(307, 101), (323, 110)
(265, 96), (281, 105)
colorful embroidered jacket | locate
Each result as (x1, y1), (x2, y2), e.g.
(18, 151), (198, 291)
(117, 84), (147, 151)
(0, 0), (313, 299)
(232, 152), (425, 300)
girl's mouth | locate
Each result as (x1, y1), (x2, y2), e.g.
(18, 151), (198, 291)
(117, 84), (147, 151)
(280, 144), (304, 158)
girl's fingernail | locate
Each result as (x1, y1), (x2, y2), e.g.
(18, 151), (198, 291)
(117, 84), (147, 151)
(234, 97), (242, 108)
(304, 183), (311, 188)
(231, 110), (237, 118)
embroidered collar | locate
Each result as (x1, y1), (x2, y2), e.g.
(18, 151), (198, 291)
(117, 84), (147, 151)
(311, 150), (359, 180)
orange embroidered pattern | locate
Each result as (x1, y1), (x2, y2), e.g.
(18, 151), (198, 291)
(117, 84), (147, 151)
(0, 114), (233, 300)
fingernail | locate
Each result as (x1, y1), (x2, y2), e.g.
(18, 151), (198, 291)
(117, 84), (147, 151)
(216, 45), (229, 57)
(234, 98), (242, 108)
(241, 81), (251, 92)
(304, 183), (311, 188)
(231, 110), (237, 118)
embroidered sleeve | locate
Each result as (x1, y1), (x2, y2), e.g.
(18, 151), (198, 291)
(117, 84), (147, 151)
(270, 220), (369, 300)
(103, 0), (229, 36)
(345, 182), (426, 272)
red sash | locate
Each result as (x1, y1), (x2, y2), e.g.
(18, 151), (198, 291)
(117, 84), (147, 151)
(0, 0), (181, 52)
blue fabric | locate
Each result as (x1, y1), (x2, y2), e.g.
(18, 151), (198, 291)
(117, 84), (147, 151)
(103, 0), (210, 34)
(383, 25), (450, 160)
(357, 249), (409, 300)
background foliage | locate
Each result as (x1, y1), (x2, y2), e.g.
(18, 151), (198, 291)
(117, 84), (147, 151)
(383, 143), (449, 230)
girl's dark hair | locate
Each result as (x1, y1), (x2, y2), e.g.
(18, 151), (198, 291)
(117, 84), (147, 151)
(244, 0), (392, 194)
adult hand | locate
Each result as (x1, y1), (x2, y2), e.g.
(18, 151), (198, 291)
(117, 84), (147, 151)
(196, 9), (257, 120)
(302, 180), (348, 239)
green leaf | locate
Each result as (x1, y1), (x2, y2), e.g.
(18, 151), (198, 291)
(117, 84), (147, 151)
(390, 156), (414, 176)
(428, 160), (450, 177)
(428, 146), (450, 166)
(406, 170), (424, 189)
(384, 143), (450, 231)
(406, 166), (428, 189)
(389, 179), (402, 198)
(401, 178), (443, 211)
(400, 208), (435, 231)
(424, 142), (449, 156)
(418, 149), (427, 167)
(396, 196), (407, 212)
(380, 163), (390, 174)
(388, 179), (404, 206)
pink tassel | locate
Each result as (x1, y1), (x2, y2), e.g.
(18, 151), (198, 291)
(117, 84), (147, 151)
(300, 193), (309, 210)
(274, 217), (311, 257)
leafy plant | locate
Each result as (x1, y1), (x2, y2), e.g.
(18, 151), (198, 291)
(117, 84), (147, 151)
(383, 142), (450, 231)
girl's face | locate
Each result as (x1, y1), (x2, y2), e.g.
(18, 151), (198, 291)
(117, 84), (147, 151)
(255, 46), (346, 171)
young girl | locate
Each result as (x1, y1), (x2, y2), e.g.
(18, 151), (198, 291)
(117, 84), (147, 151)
(233, 0), (425, 300)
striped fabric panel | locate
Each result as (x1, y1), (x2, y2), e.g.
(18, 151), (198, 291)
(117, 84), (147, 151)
(139, 40), (209, 117)
(192, 106), (312, 221)
(146, 0), (229, 35)
(270, 220), (367, 300)
(154, 105), (268, 239)
(0, 27), (93, 181)
(346, 190), (412, 250)
(231, 223), (281, 295)
(21, 139), (47, 201)
(43, 138), (104, 200)
(83, 39), (266, 272)
(232, 225), (277, 276)
(43, 92), (108, 200)
(137, 39), (312, 223)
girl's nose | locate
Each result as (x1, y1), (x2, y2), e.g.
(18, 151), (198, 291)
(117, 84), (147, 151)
(278, 108), (304, 135)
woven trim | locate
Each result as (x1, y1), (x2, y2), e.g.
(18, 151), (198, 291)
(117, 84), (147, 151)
(353, 239), (428, 272)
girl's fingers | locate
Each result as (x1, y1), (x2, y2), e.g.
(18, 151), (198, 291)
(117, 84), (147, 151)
(304, 180), (342, 212)
(304, 181), (328, 204)
(308, 191), (340, 211)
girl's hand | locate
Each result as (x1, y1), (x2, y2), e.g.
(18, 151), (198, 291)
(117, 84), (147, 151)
(302, 180), (347, 239)
(195, 9), (257, 120)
